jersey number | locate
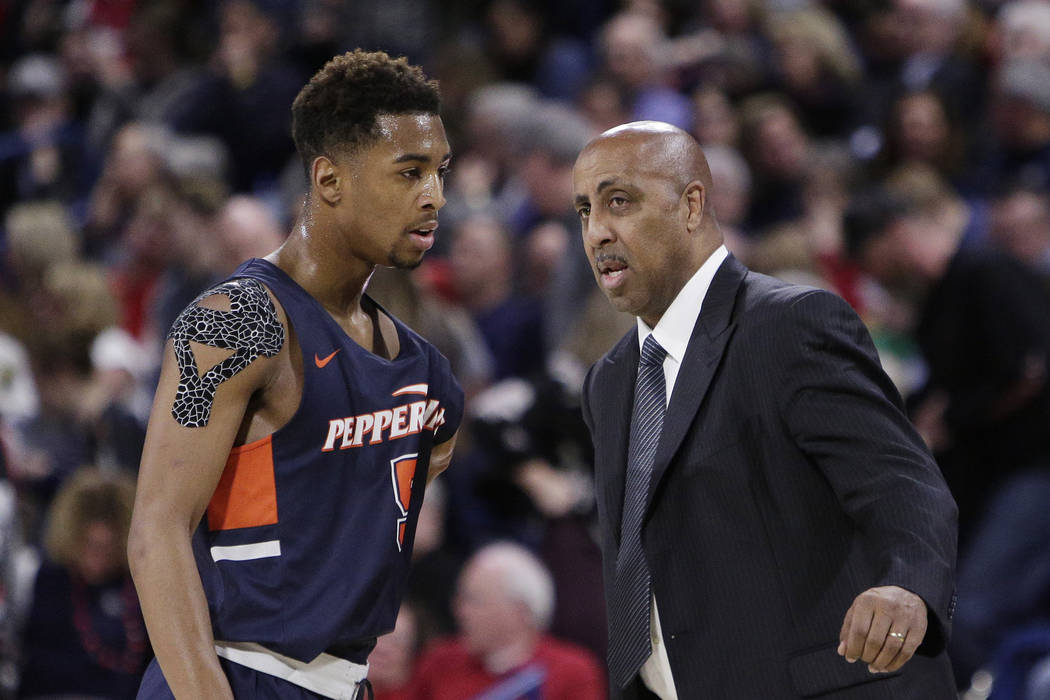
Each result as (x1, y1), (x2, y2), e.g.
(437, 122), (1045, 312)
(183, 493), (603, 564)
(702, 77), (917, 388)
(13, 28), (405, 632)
(390, 454), (418, 551)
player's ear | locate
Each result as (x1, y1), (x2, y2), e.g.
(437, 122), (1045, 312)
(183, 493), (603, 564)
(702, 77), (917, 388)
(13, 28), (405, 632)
(313, 156), (341, 205)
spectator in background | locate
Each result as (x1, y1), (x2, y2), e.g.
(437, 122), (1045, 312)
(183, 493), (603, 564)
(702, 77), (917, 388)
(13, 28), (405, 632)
(765, 6), (862, 139)
(448, 214), (545, 381)
(949, 461), (1050, 691)
(870, 0), (985, 128)
(597, 11), (692, 130)
(0, 331), (38, 427)
(739, 93), (813, 234)
(481, 0), (592, 101)
(175, 0), (304, 194)
(995, 0), (1050, 63)
(577, 78), (631, 134)
(107, 128), (233, 348)
(18, 467), (147, 699)
(703, 143), (752, 252)
(510, 102), (596, 352)
(1, 200), (79, 341)
(844, 184), (1050, 552)
(691, 85), (739, 149)
(0, 53), (84, 214)
(16, 261), (144, 513)
(83, 0), (207, 164)
(212, 195), (286, 275)
(983, 58), (1050, 193)
(670, 0), (768, 98)
(84, 122), (171, 260)
(883, 164), (983, 251)
(989, 184), (1050, 280)
(507, 102), (593, 240)
(411, 542), (605, 700)
(110, 180), (205, 344)
(467, 365), (607, 660)
(875, 89), (971, 191)
(442, 83), (539, 228)
(0, 438), (38, 699)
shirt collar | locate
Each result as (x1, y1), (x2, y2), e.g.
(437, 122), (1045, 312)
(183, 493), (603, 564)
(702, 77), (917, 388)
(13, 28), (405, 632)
(638, 245), (729, 363)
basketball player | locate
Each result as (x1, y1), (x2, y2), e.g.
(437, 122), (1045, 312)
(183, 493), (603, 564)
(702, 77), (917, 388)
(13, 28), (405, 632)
(128, 51), (463, 699)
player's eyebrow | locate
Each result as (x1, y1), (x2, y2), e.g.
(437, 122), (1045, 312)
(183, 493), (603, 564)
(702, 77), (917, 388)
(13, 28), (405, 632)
(575, 178), (623, 206)
(394, 152), (452, 164)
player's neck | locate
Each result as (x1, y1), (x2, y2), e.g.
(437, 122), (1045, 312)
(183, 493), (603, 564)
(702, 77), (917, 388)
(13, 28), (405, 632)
(267, 218), (373, 319)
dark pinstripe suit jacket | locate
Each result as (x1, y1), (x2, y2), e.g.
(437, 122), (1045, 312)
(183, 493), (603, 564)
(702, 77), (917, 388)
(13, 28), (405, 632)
(581, 255), (959, 699)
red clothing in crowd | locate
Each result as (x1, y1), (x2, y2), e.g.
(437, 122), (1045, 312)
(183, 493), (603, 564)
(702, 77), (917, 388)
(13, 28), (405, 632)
(409, 635), (606, 700)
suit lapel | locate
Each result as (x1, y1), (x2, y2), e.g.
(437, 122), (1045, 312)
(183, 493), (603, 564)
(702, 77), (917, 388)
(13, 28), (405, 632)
(645, 255), (746, 514)
(595, 330), (638, 549)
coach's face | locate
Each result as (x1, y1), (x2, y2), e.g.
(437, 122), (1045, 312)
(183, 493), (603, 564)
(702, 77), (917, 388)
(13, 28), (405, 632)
(335, 113), (450, 269)
(573, 133), (696, 327)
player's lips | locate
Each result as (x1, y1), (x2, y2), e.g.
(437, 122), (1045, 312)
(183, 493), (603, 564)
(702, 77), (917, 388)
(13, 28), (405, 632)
(407, 220), (438, 251)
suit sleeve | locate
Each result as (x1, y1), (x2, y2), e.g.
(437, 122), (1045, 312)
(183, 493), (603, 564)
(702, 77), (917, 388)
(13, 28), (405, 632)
(775, 290), (958, 655)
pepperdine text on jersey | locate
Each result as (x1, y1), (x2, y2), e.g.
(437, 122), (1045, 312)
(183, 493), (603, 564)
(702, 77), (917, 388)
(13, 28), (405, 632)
(321, 397), (447, 451)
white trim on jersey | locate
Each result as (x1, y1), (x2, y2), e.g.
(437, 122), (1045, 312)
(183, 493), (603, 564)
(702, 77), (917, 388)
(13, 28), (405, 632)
(391, 383), (428, 396)
(215, 641), (368, 699)
(210, 540), (282, 562)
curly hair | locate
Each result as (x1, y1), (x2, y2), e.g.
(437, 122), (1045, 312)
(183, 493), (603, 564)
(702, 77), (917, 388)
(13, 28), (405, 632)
(291, 50), (441, 171)
(44, 467), (137, 572)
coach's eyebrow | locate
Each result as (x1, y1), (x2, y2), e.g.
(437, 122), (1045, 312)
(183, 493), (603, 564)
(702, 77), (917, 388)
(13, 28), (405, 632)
(575, 178), (624, 206)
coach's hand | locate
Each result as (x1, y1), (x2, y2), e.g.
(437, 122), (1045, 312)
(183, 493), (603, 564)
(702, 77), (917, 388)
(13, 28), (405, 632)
(837, 585), (927, 674)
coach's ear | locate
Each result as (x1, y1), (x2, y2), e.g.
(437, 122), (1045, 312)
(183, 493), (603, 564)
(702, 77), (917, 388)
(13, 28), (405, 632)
(684, 180), (706, 234)
(313, 156), (341, 205)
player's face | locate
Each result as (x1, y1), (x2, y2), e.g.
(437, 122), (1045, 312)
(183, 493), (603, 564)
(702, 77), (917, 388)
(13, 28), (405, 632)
(573, 137), (692, 327)
(337, 113), (451, 269)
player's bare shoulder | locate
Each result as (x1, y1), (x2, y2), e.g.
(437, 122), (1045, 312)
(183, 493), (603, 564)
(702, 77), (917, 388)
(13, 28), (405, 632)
(167, 277), (287, 428)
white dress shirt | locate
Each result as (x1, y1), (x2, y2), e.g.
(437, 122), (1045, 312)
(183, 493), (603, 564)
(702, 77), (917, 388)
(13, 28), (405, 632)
(634, 244), (729, 700)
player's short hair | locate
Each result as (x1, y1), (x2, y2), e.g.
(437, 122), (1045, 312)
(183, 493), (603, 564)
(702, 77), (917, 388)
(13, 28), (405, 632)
(291, 49), (441, 171)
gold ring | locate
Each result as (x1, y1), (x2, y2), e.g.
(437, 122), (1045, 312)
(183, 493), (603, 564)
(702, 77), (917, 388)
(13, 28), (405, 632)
(889, 631), (905, 640)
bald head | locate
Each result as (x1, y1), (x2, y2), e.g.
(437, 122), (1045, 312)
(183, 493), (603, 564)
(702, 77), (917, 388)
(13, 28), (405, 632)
(572, 120), (724, 327)
(582, 121), (714, 195)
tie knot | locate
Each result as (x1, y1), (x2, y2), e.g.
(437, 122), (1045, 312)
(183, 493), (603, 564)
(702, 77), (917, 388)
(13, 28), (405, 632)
(640, 335), (667, 367)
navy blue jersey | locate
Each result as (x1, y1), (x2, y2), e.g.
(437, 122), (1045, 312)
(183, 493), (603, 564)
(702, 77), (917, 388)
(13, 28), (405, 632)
(191, 259), (463, 663)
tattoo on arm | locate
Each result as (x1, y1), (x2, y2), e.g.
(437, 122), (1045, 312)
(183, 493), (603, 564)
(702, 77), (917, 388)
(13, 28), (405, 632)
(168, 278), (284, 427)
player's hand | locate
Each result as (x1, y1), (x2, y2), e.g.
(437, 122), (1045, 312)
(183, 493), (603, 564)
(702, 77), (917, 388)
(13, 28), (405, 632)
(837, 585), (927, 674)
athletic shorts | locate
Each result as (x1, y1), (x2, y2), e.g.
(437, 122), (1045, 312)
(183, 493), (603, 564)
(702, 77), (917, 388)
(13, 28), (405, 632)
(137, 657), (334, 699)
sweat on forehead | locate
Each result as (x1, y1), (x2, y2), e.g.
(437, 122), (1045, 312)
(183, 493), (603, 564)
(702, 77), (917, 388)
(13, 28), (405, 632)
(578, 121), (711, 190)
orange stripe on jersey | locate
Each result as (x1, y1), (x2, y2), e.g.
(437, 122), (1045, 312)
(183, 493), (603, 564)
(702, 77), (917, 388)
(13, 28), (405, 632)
(207, 435), (279, 531)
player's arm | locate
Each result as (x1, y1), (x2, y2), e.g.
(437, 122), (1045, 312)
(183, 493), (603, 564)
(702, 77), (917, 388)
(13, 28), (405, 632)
(127, 281), (286, 698)
(426, 430), (458, 485)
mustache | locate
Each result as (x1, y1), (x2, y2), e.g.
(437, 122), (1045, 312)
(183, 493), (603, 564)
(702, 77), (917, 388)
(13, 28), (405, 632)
(595, 253), (628, 266)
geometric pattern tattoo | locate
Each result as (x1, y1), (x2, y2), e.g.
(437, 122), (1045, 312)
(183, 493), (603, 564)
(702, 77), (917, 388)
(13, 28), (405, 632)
(167, 278), (284, 427)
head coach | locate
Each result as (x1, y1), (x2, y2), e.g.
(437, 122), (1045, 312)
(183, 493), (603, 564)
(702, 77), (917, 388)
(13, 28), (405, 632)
(573, 121), (958, 700)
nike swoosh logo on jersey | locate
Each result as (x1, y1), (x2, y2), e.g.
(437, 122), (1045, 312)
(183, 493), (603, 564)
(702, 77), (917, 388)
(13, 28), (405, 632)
(314, 349), (340, 368)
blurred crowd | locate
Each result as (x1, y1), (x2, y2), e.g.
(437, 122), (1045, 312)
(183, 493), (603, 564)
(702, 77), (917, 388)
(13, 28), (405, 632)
(1, 0), (1049, 698)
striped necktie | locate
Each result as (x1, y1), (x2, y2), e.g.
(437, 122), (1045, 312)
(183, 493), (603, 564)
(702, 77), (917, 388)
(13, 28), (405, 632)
(608, 334), (668, 688)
